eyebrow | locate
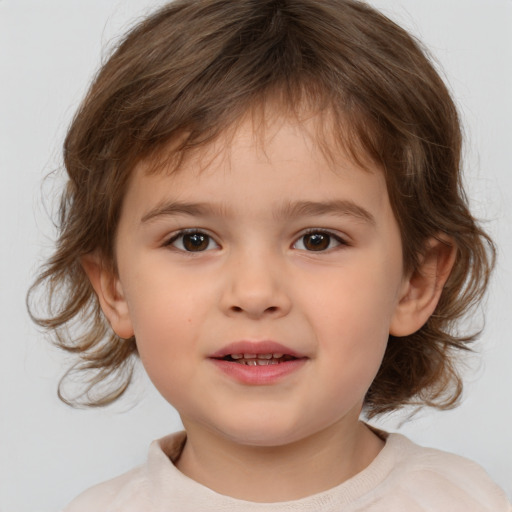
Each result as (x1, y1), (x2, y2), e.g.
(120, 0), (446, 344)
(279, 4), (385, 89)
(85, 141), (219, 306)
(275, 200), (376, 225)
(141, 199), (375, 226)
(141, 201), (227, 223)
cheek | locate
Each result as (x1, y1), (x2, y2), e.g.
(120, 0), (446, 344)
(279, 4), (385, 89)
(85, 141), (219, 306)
(301, 264), (398, 378)
(123, 278), (206, 384)
(304, 262), (400, 332)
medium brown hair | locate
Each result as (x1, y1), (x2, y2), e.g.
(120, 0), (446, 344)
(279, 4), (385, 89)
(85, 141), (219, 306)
(29, 0), (495, 414)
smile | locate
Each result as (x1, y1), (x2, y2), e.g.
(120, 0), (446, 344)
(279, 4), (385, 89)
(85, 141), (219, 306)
(222, 353), (297, 365)
(209, 341), (307, 385)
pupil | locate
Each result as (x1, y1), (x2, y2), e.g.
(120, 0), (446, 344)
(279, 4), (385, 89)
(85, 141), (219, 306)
(305, 233), (329, 251)
(183, 233), (208, 251)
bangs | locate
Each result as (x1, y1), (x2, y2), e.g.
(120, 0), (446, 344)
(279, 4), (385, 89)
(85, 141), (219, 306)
(142, 81), (382, 179)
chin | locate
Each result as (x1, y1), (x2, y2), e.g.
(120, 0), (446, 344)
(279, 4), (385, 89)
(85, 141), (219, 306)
(213, 417), (317, 448)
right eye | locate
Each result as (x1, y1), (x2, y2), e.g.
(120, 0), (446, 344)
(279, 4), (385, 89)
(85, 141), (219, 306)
(165, 231), (219, 252)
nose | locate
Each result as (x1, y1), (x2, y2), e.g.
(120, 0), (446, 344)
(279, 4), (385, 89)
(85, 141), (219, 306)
(220, 250), (292, 319)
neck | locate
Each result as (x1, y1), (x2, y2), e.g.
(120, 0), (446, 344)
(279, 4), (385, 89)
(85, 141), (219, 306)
(175, 420), (384, 502)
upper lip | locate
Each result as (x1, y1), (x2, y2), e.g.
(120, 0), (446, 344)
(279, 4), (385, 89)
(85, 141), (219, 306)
(210, 341), (305, 359)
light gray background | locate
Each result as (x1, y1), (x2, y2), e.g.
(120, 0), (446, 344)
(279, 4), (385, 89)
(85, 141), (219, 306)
(1, 1), (511, 510)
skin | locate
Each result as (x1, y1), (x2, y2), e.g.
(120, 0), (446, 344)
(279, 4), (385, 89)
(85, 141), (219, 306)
(85, 112), (455, 502)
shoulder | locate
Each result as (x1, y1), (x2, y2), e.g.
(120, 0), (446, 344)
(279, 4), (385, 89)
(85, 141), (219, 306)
(61, 465), (151, 512)
(380, 433), (511, 511)
(62, 432), (187, 512)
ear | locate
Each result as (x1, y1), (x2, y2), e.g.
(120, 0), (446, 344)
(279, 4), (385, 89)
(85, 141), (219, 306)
(81, 254), (134, 339)
(390, 236), (456, 337)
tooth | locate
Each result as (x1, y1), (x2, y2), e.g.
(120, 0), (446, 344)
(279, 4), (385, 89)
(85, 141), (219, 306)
(257, 354), (273, 359)
(256, 359), (269, 366)
(231, 354), (243, 359)
(243, 354), (257, 359)
(272, 353), (284, 358)
(247, 360), (258, 366)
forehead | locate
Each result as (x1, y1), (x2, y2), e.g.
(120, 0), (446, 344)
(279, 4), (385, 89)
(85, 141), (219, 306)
(122, 112), (391, 225)
(145, 98), (379, 176)
(146, 104), (379, 178)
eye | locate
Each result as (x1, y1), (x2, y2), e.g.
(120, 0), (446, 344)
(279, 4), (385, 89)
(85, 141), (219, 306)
(293, 230), (345, 252)
(166, 230), (219, 252)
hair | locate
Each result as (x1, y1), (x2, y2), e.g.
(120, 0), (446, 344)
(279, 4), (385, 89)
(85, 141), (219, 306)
(28, 0), (495, 414)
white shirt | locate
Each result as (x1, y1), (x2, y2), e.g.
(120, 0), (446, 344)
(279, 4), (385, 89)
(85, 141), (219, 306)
(63, 431), (511, 511)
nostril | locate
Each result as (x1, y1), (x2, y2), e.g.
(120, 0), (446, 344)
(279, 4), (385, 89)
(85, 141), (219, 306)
(229, 305), (279, 314)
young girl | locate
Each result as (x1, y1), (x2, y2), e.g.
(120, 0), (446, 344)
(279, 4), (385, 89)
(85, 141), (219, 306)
(29, 0), (511, 510)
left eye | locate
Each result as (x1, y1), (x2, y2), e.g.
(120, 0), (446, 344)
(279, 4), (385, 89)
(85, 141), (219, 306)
(166, 231), (219, 252)
(293, 231), (344, 251)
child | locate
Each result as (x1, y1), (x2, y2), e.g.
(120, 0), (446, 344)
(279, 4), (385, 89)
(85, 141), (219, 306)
(29, 0), (511, 510)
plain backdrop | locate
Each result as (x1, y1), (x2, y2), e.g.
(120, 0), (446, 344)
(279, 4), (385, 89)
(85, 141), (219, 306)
(1, 1), (511, 510)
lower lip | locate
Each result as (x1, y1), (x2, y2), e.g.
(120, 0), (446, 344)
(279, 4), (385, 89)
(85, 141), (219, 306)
(210, 358), (307, 385)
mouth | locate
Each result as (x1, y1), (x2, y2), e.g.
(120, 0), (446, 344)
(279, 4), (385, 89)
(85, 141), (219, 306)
(218, 353), (298, 366)
(210, 340), (305, 363)
(209, 341), (307, 384)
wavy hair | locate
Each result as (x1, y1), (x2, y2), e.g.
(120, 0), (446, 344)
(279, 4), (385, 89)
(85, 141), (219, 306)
(28, 0), (495, 412)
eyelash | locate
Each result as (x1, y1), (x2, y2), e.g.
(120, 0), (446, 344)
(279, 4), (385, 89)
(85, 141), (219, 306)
(164, 229), (219, 252)
(293, 229), (348, 252)
(164, 229), (348, 253)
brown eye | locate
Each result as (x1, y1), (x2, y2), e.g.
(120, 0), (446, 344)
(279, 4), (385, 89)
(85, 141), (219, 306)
(167, 231), (218, 252)
(302, 233), (330, 251)
(293, 231), (344, 252)
(183, 233), (210, 251)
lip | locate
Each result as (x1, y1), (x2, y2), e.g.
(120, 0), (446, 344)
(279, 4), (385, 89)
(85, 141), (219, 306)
(210, 340), (304, 359)
(209, 340), (308, 386)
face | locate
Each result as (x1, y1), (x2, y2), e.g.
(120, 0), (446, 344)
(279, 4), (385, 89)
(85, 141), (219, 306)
(108, 114), (409, 447)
